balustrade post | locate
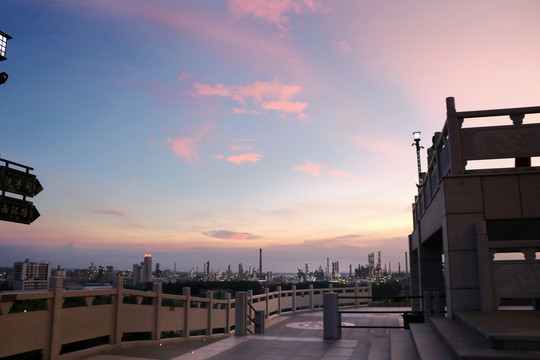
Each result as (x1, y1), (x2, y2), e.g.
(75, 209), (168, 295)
(277, 286), (282, 315)
(113, 277), (124, 344)
(264, 288), (269, 318)
(235, 292), (247, 336)
(47, 276), (63, 360)
(153, 283), (162, 341)
(206, 291), (213, 336)
(292, 285), (297, 312)
(183, 287), (191, 338)
(225, 293), (231, 333)
(354, 282), (359, 307)
(309, 284), (314, 310)
(323, 292), (341, 340)
(247, 290), (253, 325)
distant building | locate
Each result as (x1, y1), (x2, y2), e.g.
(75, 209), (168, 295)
(13, 259), (51, 290)
(132, 254), (152, 286)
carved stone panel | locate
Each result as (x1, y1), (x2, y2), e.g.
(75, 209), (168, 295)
(461, 124), (540, 161)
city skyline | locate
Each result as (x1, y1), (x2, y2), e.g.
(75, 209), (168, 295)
(1, 1), (540, 272)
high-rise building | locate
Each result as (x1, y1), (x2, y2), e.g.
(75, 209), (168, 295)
(132, 254), (152, 286)
(13, 259), (51, 290)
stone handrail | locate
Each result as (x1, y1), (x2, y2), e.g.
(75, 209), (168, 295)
(0, 277), (370, 360)
(413, 97), (540, 225)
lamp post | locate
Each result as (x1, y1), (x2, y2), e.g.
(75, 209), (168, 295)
(0, 30), (12, 85)
(412, 131), (423, 185)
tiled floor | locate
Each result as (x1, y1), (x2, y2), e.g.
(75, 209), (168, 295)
(83, 308), (412, 360)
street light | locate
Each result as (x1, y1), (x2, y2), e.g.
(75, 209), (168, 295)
(412, 131), (423, 185)
(0, 30), (12, 61)
(0, 30), (12, 85)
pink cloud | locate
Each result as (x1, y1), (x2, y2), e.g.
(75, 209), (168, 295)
(235, 134), (259, 142)
(292, 160), (327, 176)
(203, 230), (260, 240)
(292, 160), (353, 178)
(177, 71), (192, 82)
(226, 153), (263, 164)
(230, 145), (253, 151)
(166, 123), (215, 166)
(131, 178), (144, 183)
(228, 0), (325, 33)
(93, 209), (128, 217)
(213, 154), (225, 160)
(192, 80), (310, 121)
(332, 39), (350, 52)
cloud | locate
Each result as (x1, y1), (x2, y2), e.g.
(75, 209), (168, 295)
(332, 39), (350, 52)
(93, 209), (128, 217)
(235, 134), (259, 142)
(177, 71), (192, 82)
(203, 230), (260, 240)
(292, 160), (353, 178)
(226, 153), (263, 164)
(230, 145), (253, 152)
(131, 178), (144, 183)
(228, 0), (325, 33)
(192, 80), (310, 121)
(292, 160), (327, 176)
(166, 123), (215, 166)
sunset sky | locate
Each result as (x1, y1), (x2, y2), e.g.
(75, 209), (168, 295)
(1, 0), (539, 272)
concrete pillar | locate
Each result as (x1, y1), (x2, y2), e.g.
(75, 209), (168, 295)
(475, 222), (496, 312)
(323, 293), (341, 340)
(292, 285), (297, 312)
(206, 291), (213, 336)
(48, 277), (63, 360)
(235, 292), (247, 336)
(309, 284), (314, 310)
(423, 292), (431, 322)
(153, 282), (162, 341)
(354, 282), (359, 307)
(183, 287), (191, 338)
(433, 291), (440, 317)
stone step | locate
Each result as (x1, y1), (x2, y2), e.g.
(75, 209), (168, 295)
(390, 329), (420, 360)
(367, 336), (390, 360)
(409, 323), (453, 360)
(430, 317), (540, 360)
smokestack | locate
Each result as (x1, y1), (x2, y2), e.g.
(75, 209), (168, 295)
(259, 248), (262, 279)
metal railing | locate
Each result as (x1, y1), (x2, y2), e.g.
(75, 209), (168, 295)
(323, 292), (446, 339)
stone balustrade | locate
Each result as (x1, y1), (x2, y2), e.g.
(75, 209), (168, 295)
(0, 277), (370, 360)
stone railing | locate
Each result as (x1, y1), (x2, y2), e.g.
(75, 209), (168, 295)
(0, 277), (370, 360)
(413, 97), (540, 225)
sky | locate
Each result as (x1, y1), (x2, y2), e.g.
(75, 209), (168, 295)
(1, 0), (540, 273)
